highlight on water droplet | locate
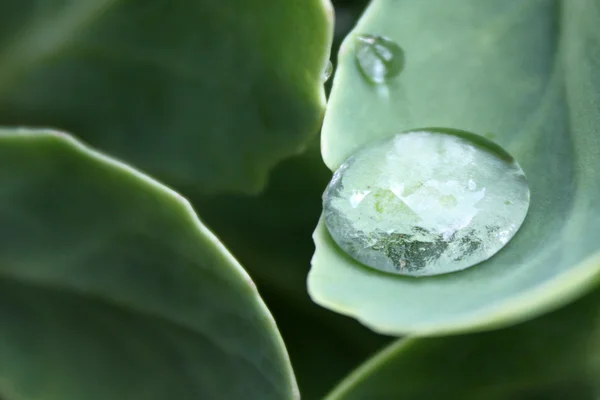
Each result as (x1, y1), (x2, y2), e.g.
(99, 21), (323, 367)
(355, 34), (404, 84)
(322, 60), (334, 82)
(322, 128), (530, 277)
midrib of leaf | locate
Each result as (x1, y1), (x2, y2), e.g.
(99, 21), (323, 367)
(0, 0), (119, 97)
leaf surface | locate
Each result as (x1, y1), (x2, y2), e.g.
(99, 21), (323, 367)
(0, 0), (333, 194)
(0, 128), (297, 400)
(309, 0), (600, 334)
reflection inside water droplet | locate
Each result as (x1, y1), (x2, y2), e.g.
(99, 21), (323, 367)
(355, 34), (404, 84)
(322, 60), (333, 82)
(322, 128), (530, 277)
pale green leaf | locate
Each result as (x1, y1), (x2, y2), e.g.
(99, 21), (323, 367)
(309, 0), (600, 335)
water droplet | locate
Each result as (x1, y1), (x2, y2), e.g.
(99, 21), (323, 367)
(323, 128), (530, 276)
(322, 60), (333, 82)
(355, 34), (404, 84)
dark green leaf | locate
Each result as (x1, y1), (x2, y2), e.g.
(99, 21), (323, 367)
(0, 0), (333, 194)
(326, 285), (600, 400)
(0, 128), (297, 400)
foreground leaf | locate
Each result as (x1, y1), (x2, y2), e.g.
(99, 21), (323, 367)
(309, 0), (600, 335)
(0, 0), (333, 194)
(0, 128), (297, 399)
(326, 285), (600, 400)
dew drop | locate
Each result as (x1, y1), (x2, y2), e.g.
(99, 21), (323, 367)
(355, 34), (404, 84)
(323, 128), (530, 277)
(322, 60), (333, 82)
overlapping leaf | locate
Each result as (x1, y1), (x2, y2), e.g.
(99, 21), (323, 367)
(0, 0), (333, 194)
(326, 286), (600, 400)
(0, 128), (297, 400)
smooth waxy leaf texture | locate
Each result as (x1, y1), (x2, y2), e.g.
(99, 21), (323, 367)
(0, 0), (333, 194)
(326, 287), (600, 400)
(0, 128), (297, 400)
(309, 0), (600, 334)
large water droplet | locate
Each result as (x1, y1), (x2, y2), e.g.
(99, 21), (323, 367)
(323, 128), (530, 277)
(322, 60), (333, 82)
(355, 34), (404, 84)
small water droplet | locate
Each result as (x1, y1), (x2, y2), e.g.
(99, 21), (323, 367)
(322, 60), (333, 82)
(323, 128), (530, 277)
(355, 34), (404, 84)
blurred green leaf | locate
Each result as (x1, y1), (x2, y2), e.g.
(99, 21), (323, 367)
(0, 128), (297, 400)
(309, 0), (600, 335)
(326, 285), (600, 400)
(0, 0), (333, 194)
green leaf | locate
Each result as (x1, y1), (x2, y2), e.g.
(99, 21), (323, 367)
(0, 0), (333, 194)
(0, 128), (297, 400)
(309, 0), (600, 335)
(325, 286), (600, 400)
